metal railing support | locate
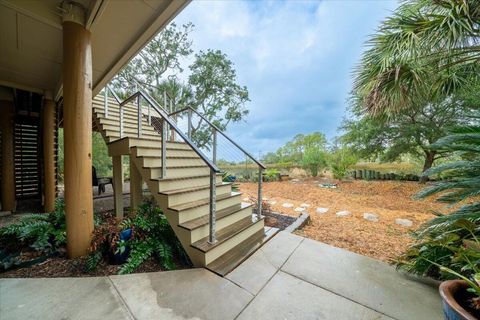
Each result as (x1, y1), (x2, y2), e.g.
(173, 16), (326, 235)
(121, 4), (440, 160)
(209, 170), (217, 244)
(104, 88), (109, 118)
(137, 95), (142, 137)
(212, 128), (217, 164)
(161, 119), (167, 178)
(119, 104), (124, 138)
(148, 103), (151, 125)
(187, 108), (192, 139)
(257, 167), (263, 218)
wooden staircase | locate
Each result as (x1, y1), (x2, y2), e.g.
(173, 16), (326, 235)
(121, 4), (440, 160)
(92, 94), (278, 275)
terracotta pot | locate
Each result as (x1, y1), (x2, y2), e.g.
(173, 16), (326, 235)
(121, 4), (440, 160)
(439, 280), (477, 320)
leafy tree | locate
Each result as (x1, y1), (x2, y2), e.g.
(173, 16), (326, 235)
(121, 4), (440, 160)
(301, 147), (327, 177)
(112, 24), (249, 149)
(342, 96), (472, 179)
(187, 50), (250, 148)
(113, 22), (194, 99)
(275, 132), (327, 164)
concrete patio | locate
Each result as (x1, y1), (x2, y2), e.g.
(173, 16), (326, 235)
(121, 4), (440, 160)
(0, 231), (442, 320)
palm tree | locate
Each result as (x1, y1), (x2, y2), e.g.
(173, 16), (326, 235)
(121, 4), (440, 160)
(354, 0), (480, 115)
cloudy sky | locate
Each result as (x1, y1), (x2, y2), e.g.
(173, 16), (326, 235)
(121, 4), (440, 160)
(172, 0), (399, 157)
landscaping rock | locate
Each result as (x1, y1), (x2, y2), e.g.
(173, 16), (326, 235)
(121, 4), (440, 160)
(291, 179), (300, 183)
(242, 197), (250, 202)
(300, 203), (311, 208)
(282, 203), (294, 208)
(336, 210), (351, 217)
(363, 213), (379, 222)
(395, 218), (413, 227)
(294, 207), (305, 212)
(269, 200), (277, 205)
(315, 208), (329, 214)
(319, 183), (337, 189)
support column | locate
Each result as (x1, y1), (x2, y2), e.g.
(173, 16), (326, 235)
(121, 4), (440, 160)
(0, 92), (15, 212)
(129, 155), (143, 211)
(113, 155), (124, 219)
(62, 7), (93, 258)
(43, 96), (56, 212)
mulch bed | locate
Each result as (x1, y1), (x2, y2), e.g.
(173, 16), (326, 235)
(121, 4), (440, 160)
(0, 256), (169, 278)
(263, 211), (296, 230)
(239, 179), (455, 263)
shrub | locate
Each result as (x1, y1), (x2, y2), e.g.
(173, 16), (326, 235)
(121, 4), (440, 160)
(87, 200), (191, 274)
(301, 147), (327, 177)
(0, 199), (66, 254)
(264, 168), (280, 182)
(329, 148), (358, 179)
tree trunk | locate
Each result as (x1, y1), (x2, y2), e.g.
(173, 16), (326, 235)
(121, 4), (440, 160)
(420, 151), (435, 183)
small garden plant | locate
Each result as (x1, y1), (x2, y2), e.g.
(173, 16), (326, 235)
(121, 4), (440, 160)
(87, 199), (191, 274)
(0, 199), (191, 275)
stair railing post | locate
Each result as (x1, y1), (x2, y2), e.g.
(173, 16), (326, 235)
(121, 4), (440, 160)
(161, 118), (167, 179)
(137, 94), (142, 137)
(148, 102), (151, 125)
(212, 128), (217, 165)
(209, 169), (217, 244)
(257, 167), (263, 218)
(104, 87), (109, 118)
(119, 104), (124, 138)
(187, 108), (192, 139)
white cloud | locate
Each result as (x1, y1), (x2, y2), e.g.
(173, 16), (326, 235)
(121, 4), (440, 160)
(173, 0), (399, 156)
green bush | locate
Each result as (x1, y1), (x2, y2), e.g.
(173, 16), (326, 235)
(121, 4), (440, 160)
(264, 168), (280, 182)
(301, 147), (327, 177)
(87, 200), (191, 274)
(329, 148), (358, 179)
(0, 199), (66, 254)
(397, 124), (480, 279)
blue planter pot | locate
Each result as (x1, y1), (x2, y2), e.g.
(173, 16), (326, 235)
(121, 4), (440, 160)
(439, 280), (477, 320)
(109, 228), (132, 265)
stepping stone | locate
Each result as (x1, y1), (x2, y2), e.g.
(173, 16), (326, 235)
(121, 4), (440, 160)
(263, 197), (269, 201)
(242, 197), (250, 202)
(300, 203), (310, 208)
(363, 213), (379, 222)
(291, 179), (300, 182)
(395, 218), (413, 227)
(282, 203), (294, 208)
(315, 208), (329, 214)
(336, 210), (351, 217)
(269, 201), (277, 205)
(294, 207), (306, 212)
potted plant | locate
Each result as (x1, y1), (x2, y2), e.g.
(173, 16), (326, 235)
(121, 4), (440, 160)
(437, 262), (480, 320)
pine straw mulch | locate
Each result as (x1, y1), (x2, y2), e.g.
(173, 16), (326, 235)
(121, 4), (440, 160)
(239, 179), (450, 263)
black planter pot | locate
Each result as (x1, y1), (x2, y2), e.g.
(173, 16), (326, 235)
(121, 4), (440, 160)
(439, 280), (478, 320)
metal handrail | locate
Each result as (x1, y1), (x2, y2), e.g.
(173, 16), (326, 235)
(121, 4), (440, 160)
(120, 90), (221, 173)
(169, 106), (266, 169)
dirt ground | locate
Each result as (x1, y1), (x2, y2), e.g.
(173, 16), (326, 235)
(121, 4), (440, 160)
(239, 179), (449, 263)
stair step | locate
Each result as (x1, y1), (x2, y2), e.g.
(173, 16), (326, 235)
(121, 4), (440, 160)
(170, 191), (241, 212)
(206, 227), (279, 276)
(160, 182), (231, 196)
(191, 216), (264, 253)
(179, 203), (252, 231)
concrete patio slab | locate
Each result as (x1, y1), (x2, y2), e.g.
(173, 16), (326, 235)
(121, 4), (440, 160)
(236, 271), (394, 320)
(226, 232), (304, 295)
(110, 268), (253, 320)
(281, 238), (442, 320)
(0, 277), (132, 320)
